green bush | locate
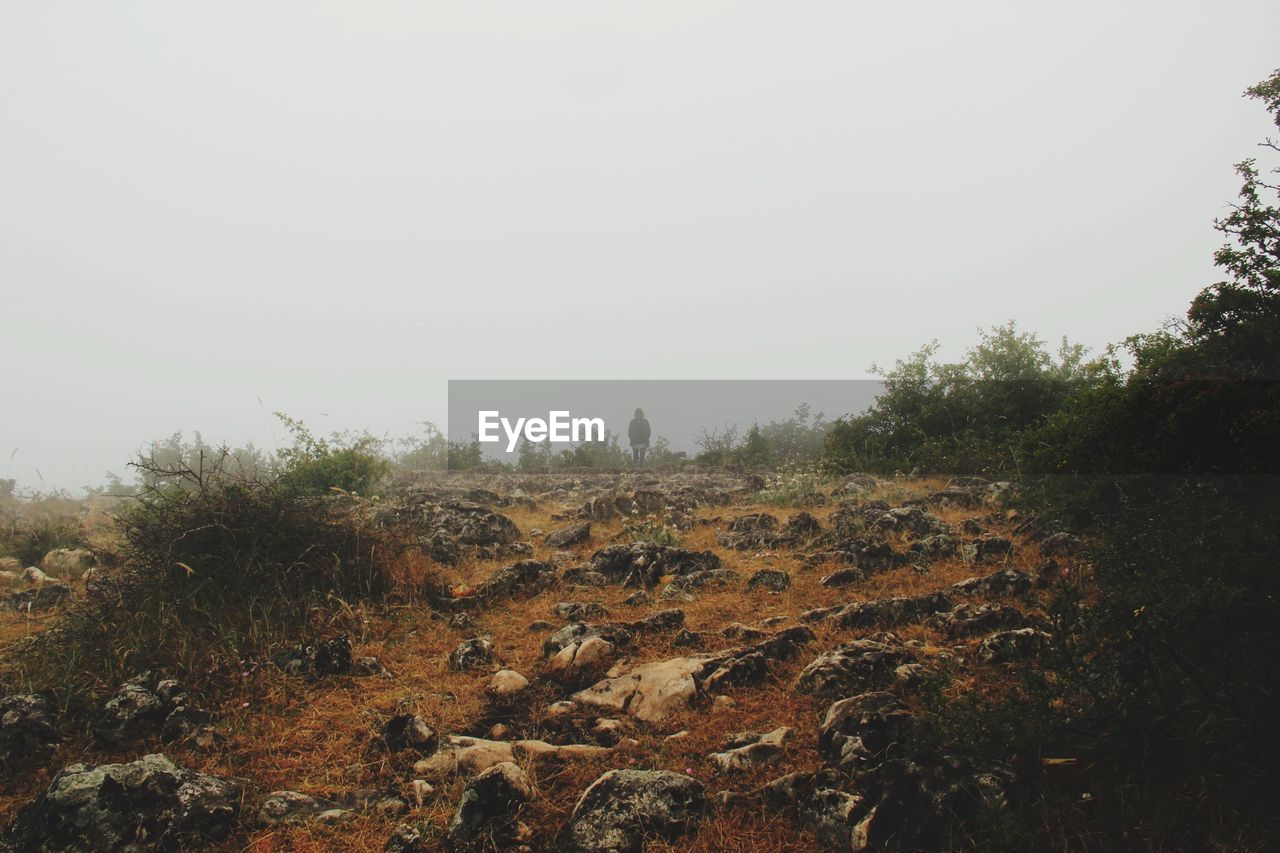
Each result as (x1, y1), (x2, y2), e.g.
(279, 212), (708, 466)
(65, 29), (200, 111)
(4, 430), (401, 710)
(824, 323), (1091, 476)
(274, 414), (389, 495)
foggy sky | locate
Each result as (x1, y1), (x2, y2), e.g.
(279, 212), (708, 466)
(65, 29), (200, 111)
(2, 2), (1277, 490)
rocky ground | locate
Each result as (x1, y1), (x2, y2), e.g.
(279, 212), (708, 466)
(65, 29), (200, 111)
(0, 470), (1082, 851)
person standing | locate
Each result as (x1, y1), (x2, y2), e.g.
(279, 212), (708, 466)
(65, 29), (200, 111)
(628, 408), (651, 466)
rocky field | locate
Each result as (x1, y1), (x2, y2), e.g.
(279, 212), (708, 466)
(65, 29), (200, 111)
(0, 470), (1082, 851)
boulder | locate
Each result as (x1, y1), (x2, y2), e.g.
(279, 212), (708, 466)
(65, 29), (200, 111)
(977, 628), (1051, 664)
(486, 670), (530, 701)
(624, 608), (685, 633)
(817, 691), (912, 771)
(445, 761), (533, 848)
(448, 637), (495, 671)
(546, 635), (619, 682)
(258, 790), (353, 827)
(722, 622), (766, 641)
(378, 714), (437, 754)
(414, 736), (613, 779)
(4, 754), (240, 851)
(39, 548), (95, 580)
(874, 506), (951, 537)
(2, 583), (71, 612)
(908, 534), (957, 560)
(808, 539), (902, 573)
(784, 512), (822, 536)
(428, 501), (521, 547)
(746, 569), (791, 591)
(729, 513), (779, 532)
(561, 769), (705, 852)
(926, 604), (1036, 638)
(659, 568), (739, 601)
(820, 568), (865, 588)
(587, 544), (720, 587)
(94, 672), (205, 746)
(555, 601), (608, 622)
(949, 568), (1032, 598)
(542, 623), (633, 669)
(478, 560), (557, 600)
(795, 637), (917, 699)
(272, 635), (354, 680)
(820, 592), (953, 630)
(708, 727), (792, 774)
(572, 628), (812, 722)
(1039, 532), (1079, 557)
(546, 521), (592, 548)
(581, 496), (619, 521)
(572, 656), (706, 722)
(0, 693), (58, 774)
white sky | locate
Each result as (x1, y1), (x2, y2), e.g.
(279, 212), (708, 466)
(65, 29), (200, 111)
(2, 2), (1277, 490)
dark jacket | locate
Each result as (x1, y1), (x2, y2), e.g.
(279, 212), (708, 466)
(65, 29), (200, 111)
(628, 418), (651, 446)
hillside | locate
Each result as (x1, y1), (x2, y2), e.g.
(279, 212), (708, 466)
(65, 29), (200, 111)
(0, 470), (1085, 851)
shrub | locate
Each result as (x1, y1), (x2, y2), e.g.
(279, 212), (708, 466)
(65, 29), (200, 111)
(4, 436), (402, 710)
(824, 324), (1091, 476)
(274, 414), (389, 495)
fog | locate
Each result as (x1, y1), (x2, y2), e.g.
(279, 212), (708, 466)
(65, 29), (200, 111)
(1, 1), (1277, 489)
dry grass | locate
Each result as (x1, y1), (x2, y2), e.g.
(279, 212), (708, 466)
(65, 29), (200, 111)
(0, 476), (1069, 850)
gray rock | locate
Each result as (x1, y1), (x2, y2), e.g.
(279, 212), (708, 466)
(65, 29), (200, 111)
(820, 568), (865, 587)
(672, 629), (703, 648)
(543, 623), (634, 658)
(822, 592), (954, 630)
(445, 761), (532, 848)
(708, 727), (792, 774)
(546, 521), (592, 548)
(448, 637), (495, 671)
(621, 589), (652, 607)
(949, 568), (1032, 598)
(555, 601), (609, 622)
(561, 769), (705, 852)
(94, 672), (205, 746)
(378, 714), (437, 754)
(818, 691), (913, 771)
(258, 790), (352, 827)
(795, 637), (917, 699)
(478, 559), (558, 600)
(4, 753), (240, 851)
(746, 569), (791, 591)
(722, 622), (766, 641)
(39, 548), (96, 579)
(1, 583), (71, 612)
(1039, 532), (1079, 557)
(427, 500), (521, 547)
(977, 628), (1051, 663)
(927, 604), (1036, 638)
(659, 568), (739, 600)
(625, 608), (685, 633)
(0, 693), (58, 774)
(272, 635), (353, 680)
(587, 544), (721, 587)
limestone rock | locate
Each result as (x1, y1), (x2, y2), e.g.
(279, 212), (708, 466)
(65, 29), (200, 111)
(561, 769), (705, 852)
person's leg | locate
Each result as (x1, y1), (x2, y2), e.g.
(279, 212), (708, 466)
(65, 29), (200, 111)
(638, 446), (647, 466)
(632, 447), (640, 464)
